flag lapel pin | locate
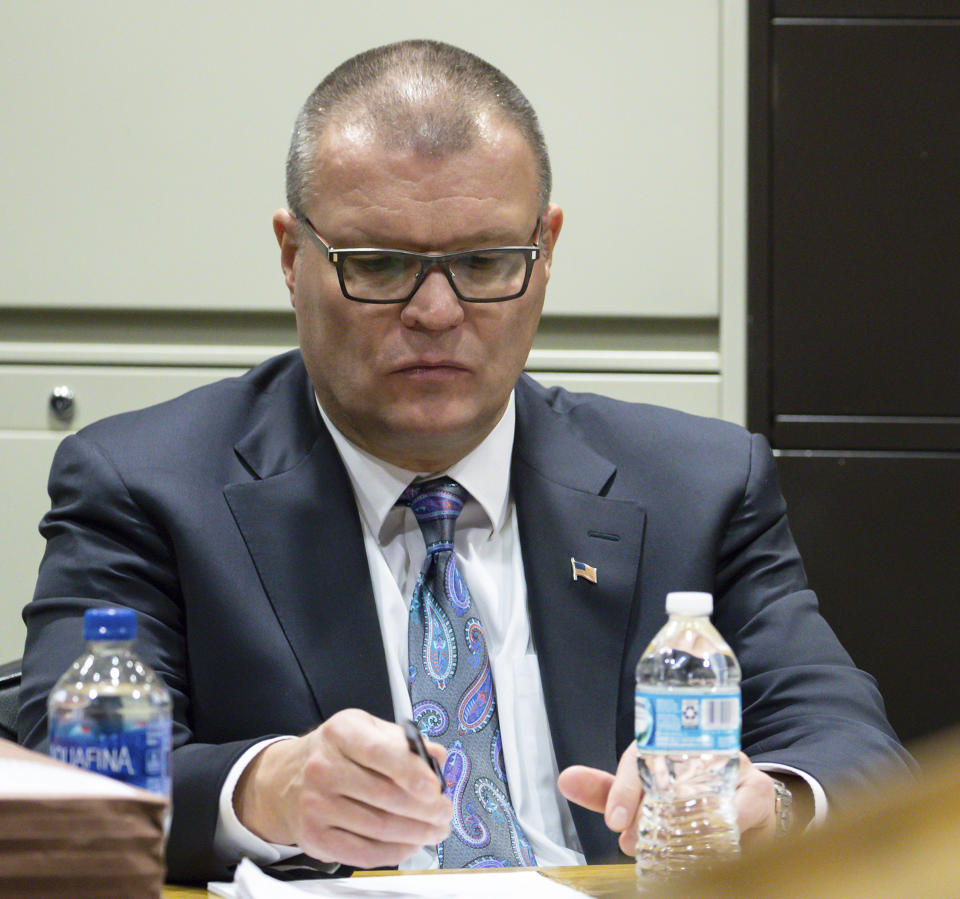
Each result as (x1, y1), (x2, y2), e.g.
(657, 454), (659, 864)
(571, 557), (598, 584)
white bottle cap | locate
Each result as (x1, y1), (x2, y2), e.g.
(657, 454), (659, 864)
(665, 591), (713, 616)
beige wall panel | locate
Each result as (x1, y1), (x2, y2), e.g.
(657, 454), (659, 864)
(528, 372), (721, 419)
(0, 366), (250, 431)
(1, 1), (723, 318)
(0, 434), (63, 661)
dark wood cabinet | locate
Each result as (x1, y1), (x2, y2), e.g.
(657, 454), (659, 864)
(748, 1), (960, 744)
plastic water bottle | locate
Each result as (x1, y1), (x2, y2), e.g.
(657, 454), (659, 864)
(48, 607), (172, 804)
(634, 591), (741, 880)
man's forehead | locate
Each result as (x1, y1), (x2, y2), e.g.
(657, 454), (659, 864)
(306, 119), (539, 222)
(314, 113), (533, 171)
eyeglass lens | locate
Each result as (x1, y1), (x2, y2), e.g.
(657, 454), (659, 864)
(342, 250), (529, 301)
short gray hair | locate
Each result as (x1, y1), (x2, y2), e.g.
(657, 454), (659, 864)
(285, 40), (551, 218)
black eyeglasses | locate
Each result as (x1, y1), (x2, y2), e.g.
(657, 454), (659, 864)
(297, 215), (542, 303)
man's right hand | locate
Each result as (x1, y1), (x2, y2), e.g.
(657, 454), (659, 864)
(233, 709), (451, 868)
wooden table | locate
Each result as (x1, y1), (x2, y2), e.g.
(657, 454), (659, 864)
(162, 864), (640, 898)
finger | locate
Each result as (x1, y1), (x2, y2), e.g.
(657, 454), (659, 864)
(605, 743), (642, 834)
(558, 764), (615, 814)
(301, 790), (450, 848)
(424, 739), (448, 775)
(325, 711), (445, 801)
(298, 821), (429, 870)
(310, 758), (451, 827)
(736, 751), (755, 788)
(734, 754), (777, 848)
(558, 746), (644, 856)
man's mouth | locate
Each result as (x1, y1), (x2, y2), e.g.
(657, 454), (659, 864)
(394, 358), (469, 374)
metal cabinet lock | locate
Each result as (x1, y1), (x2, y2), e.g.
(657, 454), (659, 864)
(49, 385), (76, 422)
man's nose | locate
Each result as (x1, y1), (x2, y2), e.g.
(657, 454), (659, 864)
(399, 264), (465, 331)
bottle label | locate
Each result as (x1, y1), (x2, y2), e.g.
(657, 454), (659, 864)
(49, 717), (171, 796)
(635, 688), (740, 752)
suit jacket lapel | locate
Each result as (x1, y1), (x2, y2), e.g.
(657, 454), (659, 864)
(223, 358), (393, 723)
(513, 376), (646, 861)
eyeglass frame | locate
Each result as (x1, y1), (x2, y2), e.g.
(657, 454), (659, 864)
(296, 214), (543, 304)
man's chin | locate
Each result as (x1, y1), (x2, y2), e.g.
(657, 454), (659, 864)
(392, 411), (479, 446)
(383, 405), (498, 467)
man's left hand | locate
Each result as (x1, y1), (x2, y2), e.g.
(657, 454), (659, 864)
(558, 745), (789, 856)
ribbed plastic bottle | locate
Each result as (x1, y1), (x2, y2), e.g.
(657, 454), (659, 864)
(634, 591), (741, 880)
(48, 607), (172, 803)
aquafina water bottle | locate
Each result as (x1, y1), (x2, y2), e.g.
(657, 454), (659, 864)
(48, 607), (172, 805)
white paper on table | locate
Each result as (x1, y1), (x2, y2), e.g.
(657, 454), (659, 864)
(209, 858), (585, 899)
(0, 757), (144, 797)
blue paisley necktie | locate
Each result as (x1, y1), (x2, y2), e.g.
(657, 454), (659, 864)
(401, 478), (537, 869)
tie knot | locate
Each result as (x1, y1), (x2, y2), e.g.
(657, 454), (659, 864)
(399, 478), (466, 553)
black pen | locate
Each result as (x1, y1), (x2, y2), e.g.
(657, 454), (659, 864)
(403, 719), (445, 787)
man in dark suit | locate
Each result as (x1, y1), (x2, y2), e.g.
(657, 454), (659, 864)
(18, 40), (912, 883)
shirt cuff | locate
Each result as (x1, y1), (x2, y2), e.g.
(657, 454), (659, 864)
(213, 736), (310, 866)
(754, 762), (829, 826)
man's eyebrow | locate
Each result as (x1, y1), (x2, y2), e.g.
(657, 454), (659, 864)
(343, 226), (531, 251)
(459, 228), (531, 247)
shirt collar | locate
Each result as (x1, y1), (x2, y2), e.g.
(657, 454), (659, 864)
(315, 394), (515, 542)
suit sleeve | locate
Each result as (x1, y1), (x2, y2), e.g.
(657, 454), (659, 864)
(17, 432), (266, 883)
(712, 433), (916, 803)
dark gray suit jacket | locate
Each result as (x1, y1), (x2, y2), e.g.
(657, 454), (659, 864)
(18, 350), (912, 882)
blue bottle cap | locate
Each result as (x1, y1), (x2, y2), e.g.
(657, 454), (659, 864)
(83, 607), (137, 641)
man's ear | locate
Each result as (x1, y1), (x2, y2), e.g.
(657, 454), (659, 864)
(540, 203), (563, 280)
(272, 209), (300, 299)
